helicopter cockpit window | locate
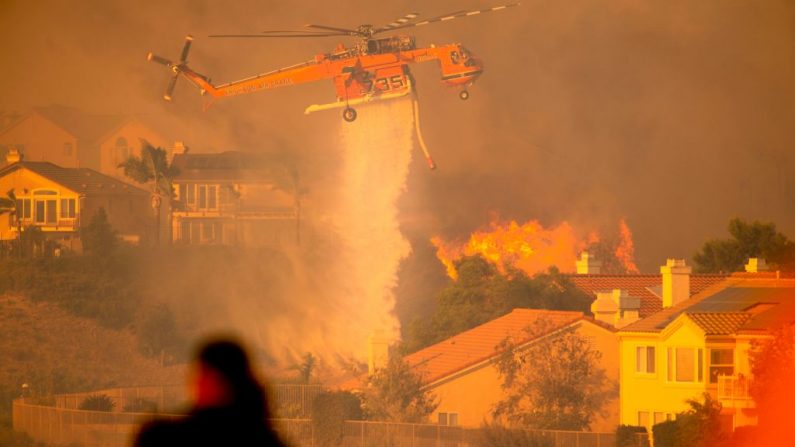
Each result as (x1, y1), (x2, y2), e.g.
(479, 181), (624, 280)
(450, 51), (460, 65)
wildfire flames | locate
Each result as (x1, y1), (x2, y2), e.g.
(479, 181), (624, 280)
(432, 218), (639, 279)
(615, 218), (640, 274)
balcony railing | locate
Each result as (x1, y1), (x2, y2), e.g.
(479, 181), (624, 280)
(717, 375), (753, 402)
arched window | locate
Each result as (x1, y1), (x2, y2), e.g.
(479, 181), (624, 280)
(115, 137), (129, 163)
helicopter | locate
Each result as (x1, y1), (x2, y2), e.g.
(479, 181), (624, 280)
(147, 3), (520, 123)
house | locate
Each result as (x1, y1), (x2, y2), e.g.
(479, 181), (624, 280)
(0, 153), (151, 248)
(567, 252), (729, 323)
(387, 309), (620, 431)
(617, 258), (795, 432)
(0, 105), (171, 180)
(170, 151), (298, 245)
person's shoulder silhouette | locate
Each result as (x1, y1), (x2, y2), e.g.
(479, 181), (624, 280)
(135, 337), (287, 447)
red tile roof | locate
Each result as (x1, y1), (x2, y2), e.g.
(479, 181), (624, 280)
(404, 309), (588, 384)
(567, 274), (728, 317)
(0, 162), (148, 196)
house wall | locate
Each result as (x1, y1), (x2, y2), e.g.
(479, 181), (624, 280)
(620, 322), (763, 431)
(620, 324), (707, 430)
(82, 194), (151, 241)
(98, 121), (170, 180)
(0, 168), (80, 241)
(427, 322), (619, 431)
(0, 115), (79, 167)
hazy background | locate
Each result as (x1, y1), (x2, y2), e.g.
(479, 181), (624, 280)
(1, 0), (793, 344)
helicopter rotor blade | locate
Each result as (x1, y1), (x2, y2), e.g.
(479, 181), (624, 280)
(164, 73), (178, 101)
(179, 35), (193, 63)
(375, 12), (420, 33)
(210, 33), (349, 38)
(147, 52), (173, 66)
(373, 3), (521, 35)
(305, 24), (363, 36)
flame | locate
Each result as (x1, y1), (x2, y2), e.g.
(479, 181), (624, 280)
(615, 218), (640, 273)
(433, 218), (641, 278)
(432, 220), (596, 279)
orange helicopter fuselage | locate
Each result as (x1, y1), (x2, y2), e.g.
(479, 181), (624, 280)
(179, 39), (483, 106)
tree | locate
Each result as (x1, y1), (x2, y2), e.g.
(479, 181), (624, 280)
(118, 140), (179, 245)
(652, 393), (724, 447)
(292, 352), (316, 384)
(81, 208), (117, 257)
(361, 353), (437, 423)
(403, 255), (591, 353)
(312, 391), (363, 447)
(693, 218), (794, 273)
(747, 324), (795, 442)
(493, 319), (616, 430)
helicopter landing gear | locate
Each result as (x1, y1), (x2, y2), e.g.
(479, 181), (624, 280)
(342, 107), (357, 122)
(459, 90), (470, 101)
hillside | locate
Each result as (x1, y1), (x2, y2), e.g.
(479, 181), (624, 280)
(0, 293), (183, 425)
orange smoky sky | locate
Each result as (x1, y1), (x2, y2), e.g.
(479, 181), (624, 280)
(1, 0), (793, 273)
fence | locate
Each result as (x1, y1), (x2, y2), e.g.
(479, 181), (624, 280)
(13, 394), (649, 447)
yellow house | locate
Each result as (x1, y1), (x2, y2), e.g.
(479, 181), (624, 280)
(170, 151), (298, 245)
(618, 259), (795, 432)
(0, 157), (151, 248)
(402, 308), (620, 431)
(0, 105), (171, 180)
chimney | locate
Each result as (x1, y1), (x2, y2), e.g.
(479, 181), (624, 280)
(591, 289), (641, 328)
(576, 252), (602, 275)
(744, 258), (769, 273)
(5, 147), (21, 165)
(173, 141), (189, 154)
(368, 330), (390, 375)
(661, 259), (691, 308)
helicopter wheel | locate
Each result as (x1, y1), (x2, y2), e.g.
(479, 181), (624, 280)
(459, 90), (470, 101)
(342, 107), (357, 122)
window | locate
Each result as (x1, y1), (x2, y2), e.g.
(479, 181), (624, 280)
(15, 199), (31, 220)
(115, 137), (129, 163)
(46, 200), (56, 225)
(220, 185), (233, 205)
(60, 198), (76, 219)
(709, 349), (734, 383)
(638, 411), (649, 427)
(180, 220), (190, 243)
(636, 346), (656, 373)
(668, 347), (704, 383)
(186, 184), (195, 206)
(438, 412), (459, 426)
(207, 185), (217, 209)
(198, 185), (207, 209)
(63, 142), (73, 156)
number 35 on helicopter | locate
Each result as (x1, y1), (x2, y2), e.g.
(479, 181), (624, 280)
(147, 3), (520, 123)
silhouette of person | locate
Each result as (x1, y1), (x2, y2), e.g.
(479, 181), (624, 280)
(134, 337), (287, 447)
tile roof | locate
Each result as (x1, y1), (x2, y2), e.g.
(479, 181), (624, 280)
(0, 162), (148, 196)
(685, 312), (752, 335)
(172, 151), (291, 183)
(568, 274), (728, 317)
(620, 276), (795, 334)
(32, 106), (127, 144)
(404, 309), (588, 384)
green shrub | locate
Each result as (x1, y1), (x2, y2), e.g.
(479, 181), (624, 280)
(616, 425), (648, 447)
(652, 420), (677, 447)
(78, 394), (115, 412)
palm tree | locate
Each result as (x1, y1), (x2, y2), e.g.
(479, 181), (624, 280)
(118, 140), (179, 245)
